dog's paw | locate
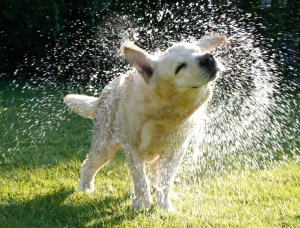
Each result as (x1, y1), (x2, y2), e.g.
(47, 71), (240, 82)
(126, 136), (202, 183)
(132, 196), (153, 210)
(79, 182), (94, 193)
(165, 205), (176, 213)
(158, 201), (176, 213)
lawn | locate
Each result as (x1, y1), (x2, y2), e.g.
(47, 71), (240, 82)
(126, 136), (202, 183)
(0, 82), (299, 227)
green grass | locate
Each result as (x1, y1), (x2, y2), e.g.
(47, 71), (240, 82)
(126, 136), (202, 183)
(0, 82), (299, 227)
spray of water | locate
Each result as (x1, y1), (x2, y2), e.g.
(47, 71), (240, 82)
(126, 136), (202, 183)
(1, 2), (299, 181)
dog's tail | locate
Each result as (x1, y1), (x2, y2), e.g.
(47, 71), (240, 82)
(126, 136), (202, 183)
(64, 94), (99, 119)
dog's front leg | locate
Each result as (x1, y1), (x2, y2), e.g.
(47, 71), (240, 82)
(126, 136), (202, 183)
(155, 148), (186, 212)
(125, 152), (152, 210)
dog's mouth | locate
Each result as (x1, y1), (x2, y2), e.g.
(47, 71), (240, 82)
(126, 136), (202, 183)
(207, 67), (220, 82)
(191, 70), (219, 89)
(208, 69), (219, 81)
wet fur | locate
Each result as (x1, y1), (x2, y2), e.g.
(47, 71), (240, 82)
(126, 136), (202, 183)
(64, 35), (226, 211)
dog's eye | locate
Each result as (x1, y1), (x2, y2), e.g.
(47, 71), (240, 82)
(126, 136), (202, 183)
(175, 63), (187, 75)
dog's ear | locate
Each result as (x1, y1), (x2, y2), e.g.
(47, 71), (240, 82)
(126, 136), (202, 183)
(122, 42), (154, 84)
(197, 35), (227, 52)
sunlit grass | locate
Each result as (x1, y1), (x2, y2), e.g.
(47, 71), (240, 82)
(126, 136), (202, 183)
(1, 158), (299, 227)
(0, 82), (299, 227)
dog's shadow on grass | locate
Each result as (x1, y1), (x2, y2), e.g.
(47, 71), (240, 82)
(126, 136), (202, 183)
(1, 187), (139, 227)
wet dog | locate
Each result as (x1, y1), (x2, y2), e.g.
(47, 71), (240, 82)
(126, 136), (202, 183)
(64, 35), (226, 211)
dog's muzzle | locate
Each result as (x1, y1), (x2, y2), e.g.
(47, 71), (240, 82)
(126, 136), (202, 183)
(198, 53), (218, 79)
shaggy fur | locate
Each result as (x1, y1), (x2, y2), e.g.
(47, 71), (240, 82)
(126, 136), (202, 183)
(64, 35), (226, 212)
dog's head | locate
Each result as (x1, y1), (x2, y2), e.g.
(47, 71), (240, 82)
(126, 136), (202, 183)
(122, 35), (226, 96)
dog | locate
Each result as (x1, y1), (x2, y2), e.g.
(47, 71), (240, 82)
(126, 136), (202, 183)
(64, 35), (226, 212)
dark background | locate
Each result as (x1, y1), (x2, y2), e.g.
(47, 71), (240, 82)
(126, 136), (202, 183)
(0, 0), (299, 83)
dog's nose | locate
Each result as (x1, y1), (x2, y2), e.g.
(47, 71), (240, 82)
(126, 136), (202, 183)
(199, 53), (215, 68)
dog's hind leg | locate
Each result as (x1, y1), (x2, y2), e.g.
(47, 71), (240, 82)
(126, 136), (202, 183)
(79, 143), (120, 192)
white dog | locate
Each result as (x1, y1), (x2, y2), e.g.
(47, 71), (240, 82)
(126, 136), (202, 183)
(64, 35), (226, 212)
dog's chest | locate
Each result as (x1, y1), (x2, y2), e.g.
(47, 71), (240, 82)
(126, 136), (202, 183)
(136, 110), (194, 161)
(130, 98), (199, 160)
(138, 122), (185, 161)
